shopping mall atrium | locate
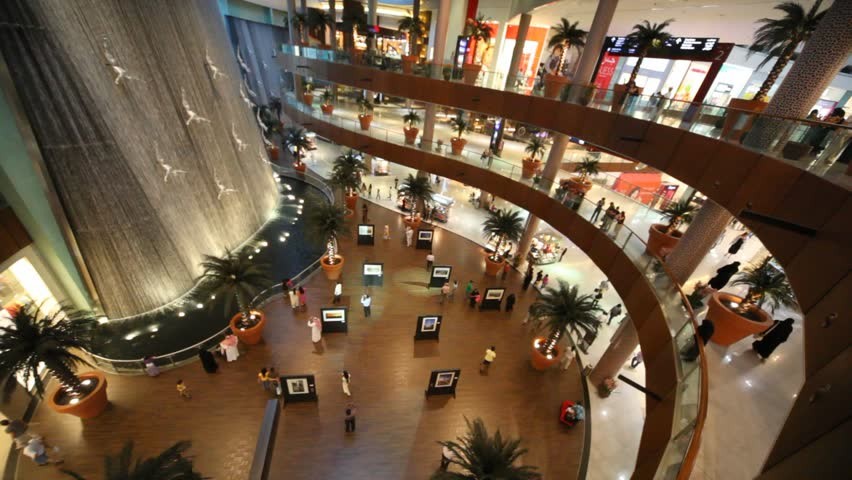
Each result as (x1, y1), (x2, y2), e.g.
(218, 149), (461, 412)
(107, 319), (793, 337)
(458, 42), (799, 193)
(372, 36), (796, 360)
(0, 0), (848, 478)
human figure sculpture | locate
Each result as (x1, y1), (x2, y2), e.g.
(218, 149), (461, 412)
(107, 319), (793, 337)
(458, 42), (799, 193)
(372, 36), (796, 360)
(103, 39), (138, 86)
(236, 44), (251, 74)
(214, 173), (237, 200)
(154, 143), (187, 183)
(231, 123), (248, 151)
(205, 48), (226, 80)
(181, 88), (211, 126)
(239, 82), (255, 109)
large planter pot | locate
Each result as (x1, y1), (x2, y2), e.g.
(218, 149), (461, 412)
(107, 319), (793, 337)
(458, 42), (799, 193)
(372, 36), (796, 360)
(450, 137), (467, 155)
(403, 216), (422, 230)
(613, 84), (643, 106)
(530, 338), (561, 371)
(484, 254), (505, 276)
(721, 98), (767, 141)
(321, 104), (334, 115)
(293, 162), (307, 173)
(521, 157), (541, 179)
(345, 194), (358, 210)
(321, 255), (345, 280)
(706, 292), (773, 346)
(645, 223), (682, 258)
(229, 310), (267, 345)
(48, 371), (108, 419)
(302, 93), (314, 106)
(563, 176), (591, 193)
(402, 55), (418, 74)
(404, 127), (419, 145)
(266, 145), (279, 161)
(543, 73), (570, 99)
(358, 114), (372, 130)
(462, 63), (482, 85)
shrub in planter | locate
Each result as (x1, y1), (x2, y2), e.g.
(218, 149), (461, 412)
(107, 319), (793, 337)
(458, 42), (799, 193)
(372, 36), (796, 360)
(481, 208), (524, 275)
(329, 149), (367, 213)
(283, 126), (311, 172)
(320, 90), (334, 115)
(449, 113), (470, 155)
(356, 97), (374, 130)
(528, 282), (602, 370)
(398, 15), (425, 74)
(543, 18), (587, 98)
(521, 136), (546, 179)
(403, 110), (421, 145)
(398, 173), (434, 227)
(306, 203), (350, 280)
(563, 156), (599, 193)
(61, 441), (205, 478)
(645, 200), (697, 258)
(460, 14), (495, 85)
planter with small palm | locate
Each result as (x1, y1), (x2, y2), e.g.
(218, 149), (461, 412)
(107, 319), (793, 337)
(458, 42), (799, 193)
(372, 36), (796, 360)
(283, 126), (311, 173)
(62, 441), (204, 480)
(449, 114), (469, 155)
(707, 256), (795, 346)
(259, 104), (282, 160)
(618, 20), (673, 102)
(432, 417), (542, 480)
(302, 82), (315, 106)
(331, 149), (367, 211)
(645, 200), (697, 258)
(0, 303), (107, 418)
(403, 110), (421, 145)
(357, 97), (374, 130)
(528, 282), (602, 370)
(564, 156), (599, 193)
(544, 18), (587, 98)
(521, 137), (546, 179)
(198, 250), (272, 345)
(398, 15), (425, 74)
(306, 202), (350, 280)
(462, 14), (494, 85)
(481, 208), (524, 276)
(307, 8), (334, 49)
(398, 173), (434, 229)
(320, 90), (335, 115)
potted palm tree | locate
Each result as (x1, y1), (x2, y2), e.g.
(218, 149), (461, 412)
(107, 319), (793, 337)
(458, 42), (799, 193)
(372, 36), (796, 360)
(331, 149), (367, 211)
(481, 209), (524, 276)
(619, 20), (673, 101)
(258, 104), (282, 160)
(320, 90), (335, 115)
(307, 8), (333, 49)
(432, 417), (541, 480)
(564, 156), (599, 193)
(283, 126), (311, 173)
(302, 82), (314, 106)
(462, 14), (495, 85)
(357, 97), (374, 130)
(449, 114), (470, 155)
(398, 15), (425, 74)
(306, 202), (350, 280)
(544, 18), (588, 98)
(645, 200), (698, 258)
(707, 257), (795, 346)
(62, 441), (204, 479)
(403, 110), (421, 145)
(398, 173), (434, 229)
(521, 137), (546, 179)
(0, 303), (107, 419)
(528, 282), (602, 370)
(198, 250), (272, 345)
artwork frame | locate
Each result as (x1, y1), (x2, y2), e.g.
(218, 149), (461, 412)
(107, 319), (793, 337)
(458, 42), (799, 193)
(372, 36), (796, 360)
(362, 262), (384, 287)
(425, 369), (461, 397)
(280, 374), (318, 405)
(357, 224), (375, 246)
(428, 265), (453, 288)
(320, 307), (348, 333)
(416, 229), (434, 249)
(415, 315), (443, 340)
(480, 288), (505, 311)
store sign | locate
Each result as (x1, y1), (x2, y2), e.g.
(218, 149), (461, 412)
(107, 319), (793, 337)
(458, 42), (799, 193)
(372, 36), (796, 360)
(594, 52), (619, 89)
(604, 36), (719, 59)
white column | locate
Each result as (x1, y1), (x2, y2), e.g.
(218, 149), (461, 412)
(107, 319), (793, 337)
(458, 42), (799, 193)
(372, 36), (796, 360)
(368, 0), (378, 52)
(573, 0), (618, 86)
(505, 13), (531, 90)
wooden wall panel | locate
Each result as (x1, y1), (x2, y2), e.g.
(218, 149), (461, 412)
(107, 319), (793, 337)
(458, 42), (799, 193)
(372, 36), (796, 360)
(0, 207), (31, 264)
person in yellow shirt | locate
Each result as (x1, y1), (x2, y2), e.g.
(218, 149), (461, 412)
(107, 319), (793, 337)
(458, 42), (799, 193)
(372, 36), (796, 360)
(480, 346), (497, 373)
(176, 380), (191, 399)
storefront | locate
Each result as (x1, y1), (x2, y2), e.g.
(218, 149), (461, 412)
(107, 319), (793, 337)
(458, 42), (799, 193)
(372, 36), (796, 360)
(527, 231), (563, 266)
(0, 248), (63, 315)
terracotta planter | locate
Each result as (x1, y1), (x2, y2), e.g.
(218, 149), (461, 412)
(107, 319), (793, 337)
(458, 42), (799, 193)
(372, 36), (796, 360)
(403, 216), (422, 230)
(402, 55), (418, 74)
(521, 157), (541, 179)
(563, 176), (592, 193)
(229, 310), (267, 345)
(484, 254), (505, 276)
(544, 73), (570, 99)
(721, 98), (767, 141)
(266, 145), (279, 161)
(645, 223), (682, 258)
(358, 114), (372, 130)
(48, 371), (108, 419)
(530, 338), (561, 371)
(706, 292), (773, 346)
(450, 137), (467, 155)
(462, 63), (482, 85)
(613, 84), (643, 106)
(321, 104), (334, 115)
(293, 162), (307, 173)
(302, 93), (314, 106)
(320, 254), (345, 280)
(404, 127), (419, 145)
(345, 194), (358, 210)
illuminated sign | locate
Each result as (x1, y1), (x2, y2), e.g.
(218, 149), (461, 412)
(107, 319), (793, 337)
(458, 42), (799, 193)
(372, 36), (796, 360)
(604, 36), (719, 58)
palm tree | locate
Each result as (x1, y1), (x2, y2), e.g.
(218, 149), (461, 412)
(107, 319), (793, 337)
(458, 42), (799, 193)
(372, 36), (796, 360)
(331, 149), (367, 198)
(748, 1), (826, 101)
(524, 136), (546, 160)
(198, 250), (271, 328)
(403, 110), (421, 128)
(464, 14), (495, 65)
(398, 173), (434, 219)
(660, 200), (697, 235)
(450, 114), (469, 141)
(305, 202), (349, 265)
(321, 90), (334, 106)
(624, 19), (674, 87)
(268, 97), (282, 120)
(481, 209), (525, 262)
(398, 15), (425, 56)
(574, 156), (600, 182)
(529, 282), (602, 357)
(62, 441), (204, 480)
(284, 12), (307, 42)
(432, 417), (541, 480)
(341, 0), (367, 51)
(0, 303), (96, 400)
(282, 126), (311, 167)
(730, 256), (796, 315)
(547, 18), (588, 76)
(356, 97), (374, 117)
(307, 8), (334, 45)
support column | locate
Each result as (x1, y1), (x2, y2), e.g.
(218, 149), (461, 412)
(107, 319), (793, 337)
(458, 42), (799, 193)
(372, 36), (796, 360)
(515, 215), (541, 268)
(368, 0), (378, 53)
(541, 133), (570, 187)
(328, 0), (337, 48)
(287, 0), (304, 98)
(421, 0), (450, 149)
(421, 103), (437, 149)
(572, 0), (618, 86)
(589, 317), (638, 387)
(665, 200), (732, 285)
(300, 0), (309, 44)
(505, 13), (531, 90)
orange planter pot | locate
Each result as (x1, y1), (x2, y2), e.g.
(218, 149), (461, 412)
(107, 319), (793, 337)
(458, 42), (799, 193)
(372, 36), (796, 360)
(358, 114), (372, 130)
(483, 254), (505, 276)
(321, 255), (345, 280)
(462, 63), (482, 85)
(404, 127), (419, 145)
(321, 104), (334, 115)
(302, 93), (314, 106)
(345, 194), (358, 211)
(521, 157), (541, 179)
(530, 338), (561, 371)
(706, 292), (773, 346)
(266, 145), (279, 161)
(721, 98), (767, 140)
(543, 74), (570, 99)
(48, 371), (109, 419)
(403, 216), (422, 230)
(402, 55), (418, 74)
(293, 162), (307, 173)
(450, 137), (467, 155)
(645, 223), (682, 258)
(563, 176), (592, 193)
(229, 310), (267, 345)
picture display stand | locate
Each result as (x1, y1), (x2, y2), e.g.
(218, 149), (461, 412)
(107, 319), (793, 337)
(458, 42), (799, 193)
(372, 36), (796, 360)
(428, 265), (453, 288)
(416, 229), (434, 250)
(320, 307), (348, 333)
(280, 374), (318, 405)
(480, 288), (505, 311)
(425, 369), (461, 397)
(362, 262), (384, 287)
(414, 315), (442, 341)
(357, 224), (375, 246)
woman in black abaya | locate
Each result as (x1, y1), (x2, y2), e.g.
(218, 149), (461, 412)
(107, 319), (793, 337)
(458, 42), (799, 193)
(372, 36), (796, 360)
(752, 318), (794, 360)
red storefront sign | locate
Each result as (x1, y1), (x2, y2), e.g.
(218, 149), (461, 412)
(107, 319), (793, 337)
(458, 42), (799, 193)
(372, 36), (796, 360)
(594, 52), (618, 90)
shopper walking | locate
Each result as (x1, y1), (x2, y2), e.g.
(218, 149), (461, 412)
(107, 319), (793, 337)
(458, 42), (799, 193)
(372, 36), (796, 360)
(501, 262), (511, 280)
(480, 346), (497, 373)
(505, 293), (516, 312)
(198, 348), (218, 373)
(307, 316), (323, 343)
(361, 203), (369, 223)
(465, 280), (474, 298)
(298, 286), (307, 312)
(607, 303), (623, 325)
(540, 274), (550, 290)
(613, 211), (626, 238)
(560, 346), (576, 370)
(591, 289), (603, 307)
(282, 277), (295, 291)
(708, 261), (741, 290)
(405, 226), (414, 247)
(1, 419), (28, 447)
(590, 198), (605, 222)
(176, 380), (191, 399)
(440, 282), (451, 304)
(143, 356), (160, 377)
(522, 270), (533, 291)
(468, 289), (480, 309)
(559, 247), (568, 262)
(598, 279), (610, 295)
(726, 232), (748, 257)
(752, 318), (794, 360)
(268, 368), (281, 396)
(426, 251), (435, 270)
(258, 368), (271, 391)
(630, 351), (644, 368)
(534, 270), (544, 288)
(288, 288), (300, 310)
(333, 281), (343, 304)
(368, 183), (372, 198)
(344, 404), (357, 432)
(341, 370), (352, 396)
(449, 280), (459, 302)
(360, 293), (372, 317)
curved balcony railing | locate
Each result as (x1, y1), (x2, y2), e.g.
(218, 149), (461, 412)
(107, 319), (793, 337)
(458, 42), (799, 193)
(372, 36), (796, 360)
(282, 45), (851, 183)
(281, 93), (707, 480)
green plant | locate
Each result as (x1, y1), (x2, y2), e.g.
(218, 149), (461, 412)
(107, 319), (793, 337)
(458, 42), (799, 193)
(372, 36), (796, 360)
(0, 303), (96, 400)
(282, 126), (311, 166)
(730, 256), (796, 315)
(331, 149), (367, 197)
(624, 19), (674, 87)
(748, 1), (826, 101)
(403, 110), (422, 128)
(305, 203), (349, 264)
(284, 12), (307, 39)
(450, 114), (469, 140)
(524, 136), (547, 160)
(356, 97), (374, 116)
(61, 441), (204, 480)
(306, 8), (333, 45)
(529, 282), (602, 357)
(198, 250), (271, 328)
(432, 417), (541, 480)
(659, 200), (698, 235)
(481, 208), (524, 262)
(257, 105), (281, 137)
(574, 156), (600, 181)
(398, 15), (425, 56)
(464, 14), (495, 64)
(304, 82), (314, 93)
(398, 173), (434, 219)
(547, 18), (588, 76)
(268, 97), (282, 120)
(321, 89), (334, 105)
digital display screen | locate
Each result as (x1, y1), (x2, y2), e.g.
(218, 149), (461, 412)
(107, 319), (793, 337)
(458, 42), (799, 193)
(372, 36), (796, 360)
(604, 36), (719, 57)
